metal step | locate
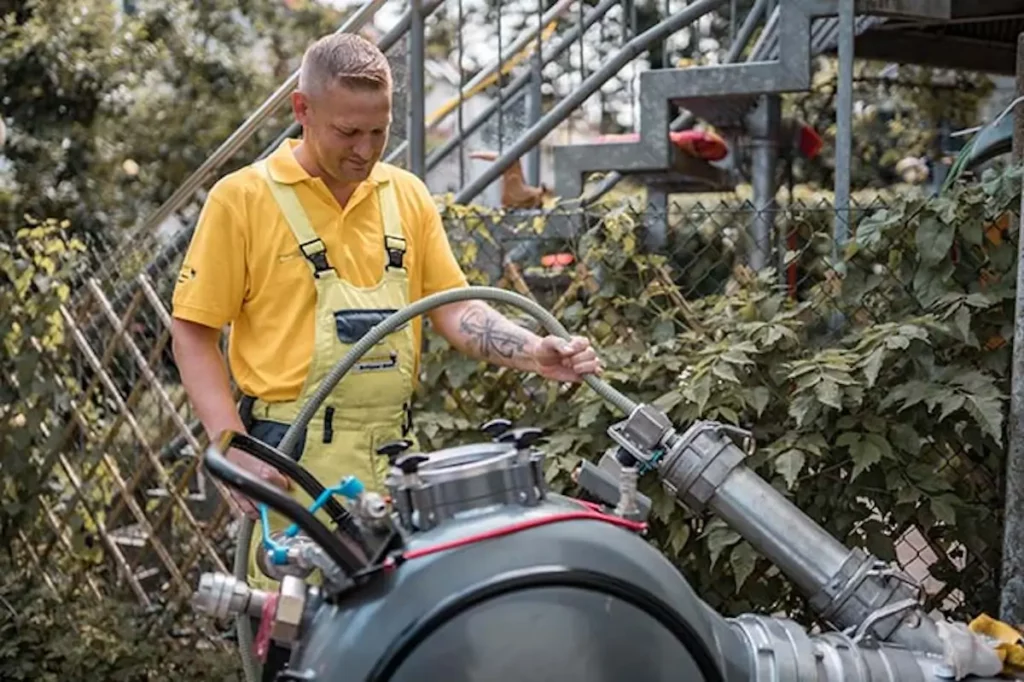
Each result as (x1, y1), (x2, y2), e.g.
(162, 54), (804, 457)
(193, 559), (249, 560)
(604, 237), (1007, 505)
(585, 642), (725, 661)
(551, 2), (891, 199)
(552, 1), (816, 199)
(671, 95), (761, 132)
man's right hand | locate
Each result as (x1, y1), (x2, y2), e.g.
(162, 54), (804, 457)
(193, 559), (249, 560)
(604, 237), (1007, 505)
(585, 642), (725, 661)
(226, 446), (293, 520)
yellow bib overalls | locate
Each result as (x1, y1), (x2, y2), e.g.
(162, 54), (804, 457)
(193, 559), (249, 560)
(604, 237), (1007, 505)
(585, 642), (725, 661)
(245, 160), (416, 591)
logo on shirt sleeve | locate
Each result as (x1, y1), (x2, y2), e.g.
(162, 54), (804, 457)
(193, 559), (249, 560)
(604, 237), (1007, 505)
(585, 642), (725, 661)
(177, 265), (196, 284)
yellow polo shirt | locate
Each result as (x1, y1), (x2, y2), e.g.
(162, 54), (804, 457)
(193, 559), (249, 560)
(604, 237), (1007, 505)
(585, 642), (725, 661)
(171, 138), (468, 402)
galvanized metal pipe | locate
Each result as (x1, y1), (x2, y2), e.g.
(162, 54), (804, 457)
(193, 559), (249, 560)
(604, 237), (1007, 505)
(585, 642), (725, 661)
(748, 95), (780, 271)
(714, 466), (850, 597)
(423, 0), (619, 173)
(526, 0), (544, 187)
(134, 0), (387, 241)
(654, 419), (944, 655)
(833, 0), (855, 259)
(454, 0), (730, 205)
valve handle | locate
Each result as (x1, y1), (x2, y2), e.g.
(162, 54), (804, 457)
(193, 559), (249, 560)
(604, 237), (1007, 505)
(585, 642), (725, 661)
(480, 418), (513, 439)
(497, 427), (546, 450)
(203, 444), (366, 574)
(395, 453), (430, 475)
(376, 439), (414, 464)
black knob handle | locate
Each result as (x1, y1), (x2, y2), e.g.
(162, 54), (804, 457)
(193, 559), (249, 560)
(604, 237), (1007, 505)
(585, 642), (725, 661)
(395, 453), (430, 475)
(498, 427), (545, 450)
(480, 418), (513, 439)
(376, 439), (414, 464)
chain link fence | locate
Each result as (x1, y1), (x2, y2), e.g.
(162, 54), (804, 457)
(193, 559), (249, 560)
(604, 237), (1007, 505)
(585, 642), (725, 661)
(14, 181), (1011, 643)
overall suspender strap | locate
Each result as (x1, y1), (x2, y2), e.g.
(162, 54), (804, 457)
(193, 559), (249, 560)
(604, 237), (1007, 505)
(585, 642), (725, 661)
(256, 159), (407, 274)
(377, 180), (406, 271)
(255, 159), (333, 278)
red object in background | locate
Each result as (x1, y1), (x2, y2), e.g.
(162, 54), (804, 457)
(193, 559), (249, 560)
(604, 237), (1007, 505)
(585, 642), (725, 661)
(593, 129), (728, 162)
(798, 124), (823, 159)
(668, 129), (729, 161)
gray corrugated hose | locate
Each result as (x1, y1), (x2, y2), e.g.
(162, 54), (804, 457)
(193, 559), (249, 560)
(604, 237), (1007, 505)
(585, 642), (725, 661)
(233, 285), (637, 680)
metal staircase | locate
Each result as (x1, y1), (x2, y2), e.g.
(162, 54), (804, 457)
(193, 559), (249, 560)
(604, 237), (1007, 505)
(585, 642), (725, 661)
(551, 1), (895, 201)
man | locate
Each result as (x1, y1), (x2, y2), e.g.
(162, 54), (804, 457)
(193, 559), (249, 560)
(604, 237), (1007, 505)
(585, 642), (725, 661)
(171, 31), (600, 679)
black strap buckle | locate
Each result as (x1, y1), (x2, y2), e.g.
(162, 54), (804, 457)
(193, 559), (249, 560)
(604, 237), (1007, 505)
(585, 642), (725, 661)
(385, 235), (406, 270)
(299, 238), (332, 276)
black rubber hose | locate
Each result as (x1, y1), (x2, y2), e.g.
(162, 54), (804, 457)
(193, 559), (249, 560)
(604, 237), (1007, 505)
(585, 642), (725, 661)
(364, 564), (727, 682)
(203, 443), (367, 575)
(216, 431), (369, 553)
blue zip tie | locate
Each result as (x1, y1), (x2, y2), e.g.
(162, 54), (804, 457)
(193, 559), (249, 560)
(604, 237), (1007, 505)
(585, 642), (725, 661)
(259, 475), (366, 563)
(638, 449), (664, 475)
(283, 476), (364, 538)
(259, 504), (290, 566)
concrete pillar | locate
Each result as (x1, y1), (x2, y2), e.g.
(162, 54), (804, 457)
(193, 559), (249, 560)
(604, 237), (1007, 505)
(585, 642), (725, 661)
(1013, 33), (1024, 163)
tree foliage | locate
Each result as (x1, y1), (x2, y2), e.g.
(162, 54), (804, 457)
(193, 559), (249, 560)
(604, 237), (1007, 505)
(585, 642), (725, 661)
(0, 0), (342, 246)
(784, 58), (995, 189)
(0, 218), (241, 678)
(416, 166), (1018, 621)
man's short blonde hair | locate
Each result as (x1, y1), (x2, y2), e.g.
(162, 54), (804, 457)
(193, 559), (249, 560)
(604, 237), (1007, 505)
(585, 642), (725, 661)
(298, 32), (392, 97)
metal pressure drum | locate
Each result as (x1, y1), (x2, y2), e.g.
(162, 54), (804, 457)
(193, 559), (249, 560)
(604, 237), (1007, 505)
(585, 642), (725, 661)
(284, 438), (751, 682)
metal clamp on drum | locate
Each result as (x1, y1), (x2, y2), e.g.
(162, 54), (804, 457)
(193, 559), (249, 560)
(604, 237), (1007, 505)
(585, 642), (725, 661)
(384, 436), (548, 532)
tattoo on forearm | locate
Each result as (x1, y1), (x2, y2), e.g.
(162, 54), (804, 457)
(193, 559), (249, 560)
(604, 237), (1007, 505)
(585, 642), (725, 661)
(457, 305), (529, 360)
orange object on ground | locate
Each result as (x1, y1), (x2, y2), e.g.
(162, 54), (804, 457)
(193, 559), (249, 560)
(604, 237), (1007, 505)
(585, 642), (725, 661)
(541, 253), (575, 268)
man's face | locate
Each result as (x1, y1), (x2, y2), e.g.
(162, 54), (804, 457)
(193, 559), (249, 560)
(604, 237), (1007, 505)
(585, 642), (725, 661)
(294, 82), (391, 185)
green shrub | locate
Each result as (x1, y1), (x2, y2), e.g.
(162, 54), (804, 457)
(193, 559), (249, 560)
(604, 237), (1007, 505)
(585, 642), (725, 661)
(419, 166), (1020, 622)
(0, 218), (241, 681)
(0, 564), (241, 681)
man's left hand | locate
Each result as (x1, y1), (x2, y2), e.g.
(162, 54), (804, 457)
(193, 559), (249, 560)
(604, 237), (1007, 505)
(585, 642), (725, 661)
(533, 335), (602, 382)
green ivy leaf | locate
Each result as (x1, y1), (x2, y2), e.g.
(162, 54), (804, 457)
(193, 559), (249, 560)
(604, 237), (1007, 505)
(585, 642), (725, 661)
(889, 423), (921, 455)
(712, 362), (740, 384)
(653, 390), (684, 412)
(774, 449), (806, 489)
(964, 393), (1005, 446)
(705, 523), (741, 569)
(862, 347), (886, 388)
(954, 305), (974, 345)
(717, 406), (740, 424)
(730, 542), (758, 593)
(862, 433), (894, 460)
(958, 218), (985, 247)
(652, 319), (676, 343)
(815, 377), (843, 410)
(916, 214), (955, 266)
(578, 401), (602, 429)
(939, 394), (966, 422)
(668, 523), (690, 555)
(896, 485), (921, 506)
(836, 431), (861, 448)
(850, 437), (883, 481)
(748, 386), (771, 417)
(931, 497), (957, 525)
(789, 394), (819, 427)
(913, 260), (956, 309)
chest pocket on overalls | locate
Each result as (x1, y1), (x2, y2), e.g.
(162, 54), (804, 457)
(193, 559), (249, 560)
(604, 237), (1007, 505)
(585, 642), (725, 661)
(333, 308), (410, 373)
